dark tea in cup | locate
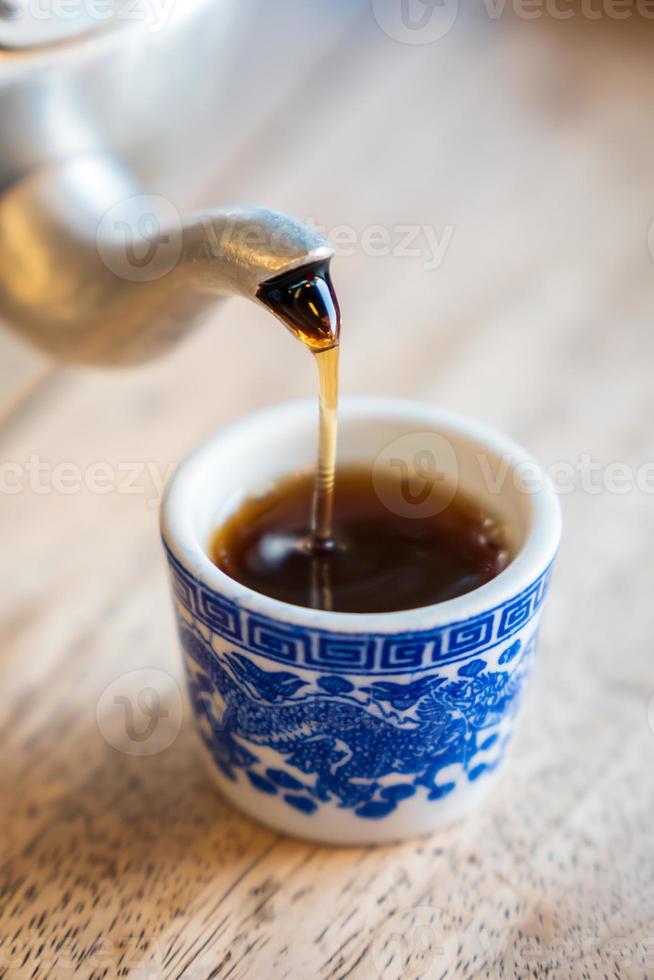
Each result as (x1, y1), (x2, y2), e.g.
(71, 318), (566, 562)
(209, 465), (511, 613)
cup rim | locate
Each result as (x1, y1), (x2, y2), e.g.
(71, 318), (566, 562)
(160, 396), (561, 633)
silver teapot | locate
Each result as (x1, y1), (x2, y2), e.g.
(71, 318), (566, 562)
(0, 0), (333, 363)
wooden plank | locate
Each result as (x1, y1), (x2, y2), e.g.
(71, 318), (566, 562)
(1, 9), (653, 980)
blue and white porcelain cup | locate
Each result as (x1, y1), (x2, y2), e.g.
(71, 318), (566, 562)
(161, 397), (561, 845)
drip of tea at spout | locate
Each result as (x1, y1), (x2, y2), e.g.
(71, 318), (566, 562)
(257, 258), (340, 354)
(257, 259), (341, 572)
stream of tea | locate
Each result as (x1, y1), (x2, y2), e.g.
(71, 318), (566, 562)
(257, 258), (341, 606)
(308, 344), (339, 608)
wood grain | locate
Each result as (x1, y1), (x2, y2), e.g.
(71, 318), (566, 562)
(1, 7), (653, 979)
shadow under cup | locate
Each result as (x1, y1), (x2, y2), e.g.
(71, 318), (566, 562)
(161, 397), (561, 845)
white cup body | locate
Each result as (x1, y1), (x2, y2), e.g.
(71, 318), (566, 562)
(161, 397), (561, 845)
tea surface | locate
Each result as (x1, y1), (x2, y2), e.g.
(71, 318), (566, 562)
(209, 466), (511, 613)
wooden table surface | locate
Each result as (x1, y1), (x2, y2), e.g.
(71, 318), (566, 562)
(1, 5), (653, 978)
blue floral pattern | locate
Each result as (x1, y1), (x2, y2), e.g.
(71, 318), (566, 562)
(179, 623), (536, 820)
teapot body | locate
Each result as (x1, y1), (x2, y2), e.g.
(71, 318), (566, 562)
(0, 1), (245, 200)
(0, 2), (340, 364)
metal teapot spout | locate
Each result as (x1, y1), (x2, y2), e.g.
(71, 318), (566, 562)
(0, 151), (333, 365)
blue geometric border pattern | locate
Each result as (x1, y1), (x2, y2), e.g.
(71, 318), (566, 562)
(163, 541), (553, 675)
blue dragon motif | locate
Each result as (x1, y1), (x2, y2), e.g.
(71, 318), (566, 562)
(181, 626), (533, 819)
